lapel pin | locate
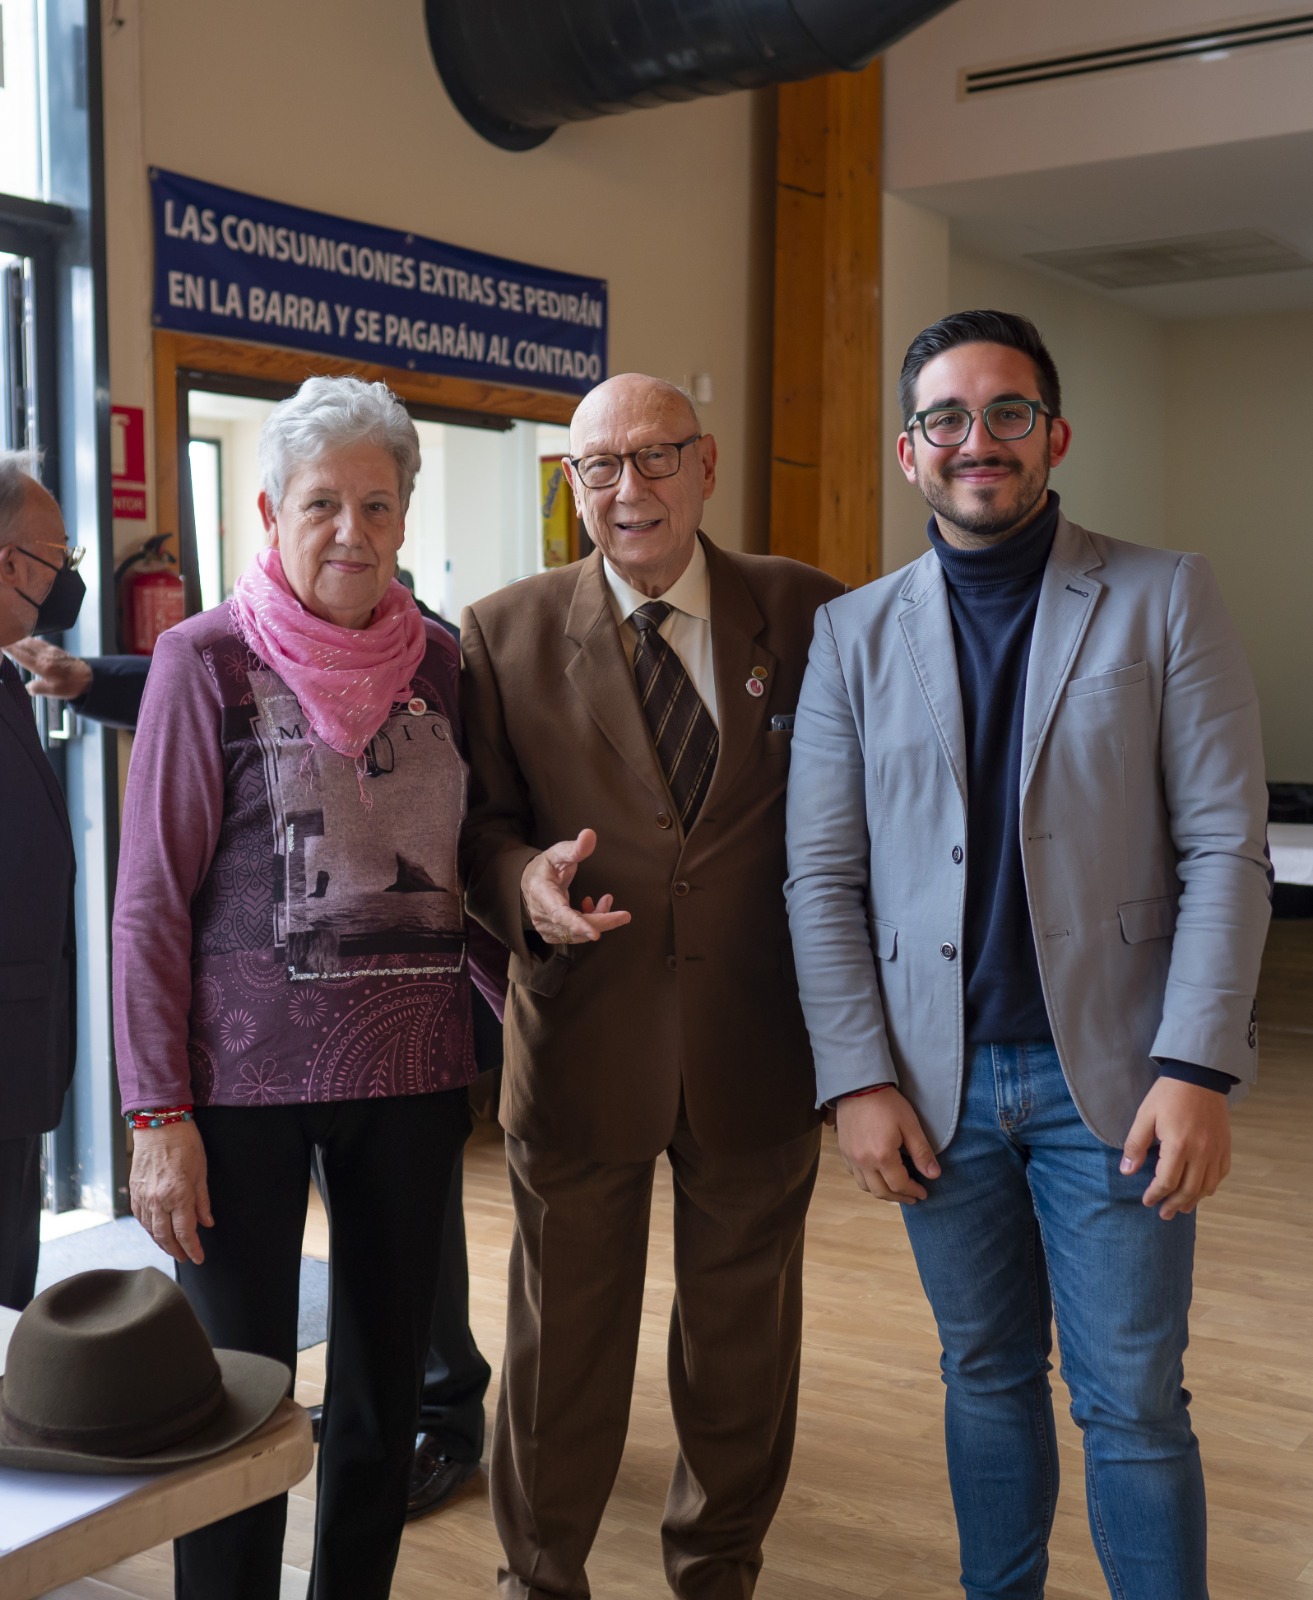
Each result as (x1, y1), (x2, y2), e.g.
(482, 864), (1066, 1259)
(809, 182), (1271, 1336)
(745, 677), (765, 698)
(751, 666), (768, 680)
(407, 697), (427, 716)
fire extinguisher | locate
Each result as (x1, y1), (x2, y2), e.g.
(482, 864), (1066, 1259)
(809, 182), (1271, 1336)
(116, 534), (187, 656)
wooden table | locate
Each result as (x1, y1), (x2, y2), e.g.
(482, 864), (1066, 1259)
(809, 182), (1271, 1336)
(0, 1307), (313, 1600)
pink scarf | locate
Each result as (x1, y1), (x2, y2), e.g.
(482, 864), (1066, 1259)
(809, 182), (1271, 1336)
(229, 547), (427, 759)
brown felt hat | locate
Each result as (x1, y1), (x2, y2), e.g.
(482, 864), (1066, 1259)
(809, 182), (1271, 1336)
(0, 1267), (290, 1474)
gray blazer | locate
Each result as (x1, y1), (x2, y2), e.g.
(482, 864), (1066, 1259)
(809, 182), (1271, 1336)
(784, 514), (1271, 1150)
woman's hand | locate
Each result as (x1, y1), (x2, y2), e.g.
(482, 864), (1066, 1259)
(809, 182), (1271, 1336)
(129, 1119), (214, 1265)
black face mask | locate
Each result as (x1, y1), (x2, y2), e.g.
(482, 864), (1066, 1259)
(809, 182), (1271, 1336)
(18, 552), (86, 637)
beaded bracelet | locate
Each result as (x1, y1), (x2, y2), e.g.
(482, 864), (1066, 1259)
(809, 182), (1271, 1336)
(124, 1106), (194, 1130)
(841, 1083), (895, 1100)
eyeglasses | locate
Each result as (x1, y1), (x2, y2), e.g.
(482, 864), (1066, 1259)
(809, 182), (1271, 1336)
(907, 401), (1050, 449)
(24, 541), (86, 572)
(567, 435), (702, 490)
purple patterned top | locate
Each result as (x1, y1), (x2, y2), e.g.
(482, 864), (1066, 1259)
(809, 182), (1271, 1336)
(114, 604), (505, 1111)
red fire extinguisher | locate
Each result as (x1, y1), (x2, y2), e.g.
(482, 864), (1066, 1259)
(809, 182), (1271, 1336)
(116, 534), (187, 656)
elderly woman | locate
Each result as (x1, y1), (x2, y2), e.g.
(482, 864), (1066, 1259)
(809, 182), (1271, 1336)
(114, 376), (501, 1600)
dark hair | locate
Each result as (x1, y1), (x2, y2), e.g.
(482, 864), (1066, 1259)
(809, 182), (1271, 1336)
(897, 310), (1062, 430)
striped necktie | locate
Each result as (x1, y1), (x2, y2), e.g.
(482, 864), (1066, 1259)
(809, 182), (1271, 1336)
(631, 601), (718, 829)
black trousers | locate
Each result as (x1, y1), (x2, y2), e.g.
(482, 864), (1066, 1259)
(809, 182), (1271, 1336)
(416, 1154), (492, 1459)
(413, 997), (502, 1458)
(175, 1091), (470, 1600)
(0, 1134), (41, 1311)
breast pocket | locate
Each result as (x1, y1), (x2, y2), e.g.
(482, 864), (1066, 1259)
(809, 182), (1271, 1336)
(1066, 660), (1148, 698)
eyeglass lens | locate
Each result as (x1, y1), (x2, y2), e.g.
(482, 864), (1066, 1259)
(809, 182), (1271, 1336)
(576, 441), (687, 489)
(922, 402), (1037, 446)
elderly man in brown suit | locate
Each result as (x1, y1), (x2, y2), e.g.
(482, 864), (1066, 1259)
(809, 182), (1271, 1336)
(460, 373), (842, 1599)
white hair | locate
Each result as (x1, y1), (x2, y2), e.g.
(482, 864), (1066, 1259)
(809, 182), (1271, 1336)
(0, 452), (42, 545)
(258, 376), (421, 513)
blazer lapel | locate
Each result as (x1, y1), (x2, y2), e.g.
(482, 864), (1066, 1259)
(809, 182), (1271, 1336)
(1020, 515), (1104, 799)
(702, 538), (775, 815)
(563, 552), (670, 805)
(897, 553), (969, 805)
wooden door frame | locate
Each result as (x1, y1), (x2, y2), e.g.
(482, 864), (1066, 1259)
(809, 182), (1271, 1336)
(152, 330), (577, 581)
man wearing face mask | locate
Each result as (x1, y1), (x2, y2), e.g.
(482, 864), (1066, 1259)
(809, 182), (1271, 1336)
(0, 455), (85, 1309)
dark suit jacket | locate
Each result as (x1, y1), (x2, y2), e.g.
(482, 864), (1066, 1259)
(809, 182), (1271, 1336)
(0, 663), (76, 1139)
(75, 655), (150, 730)
(460, 535), (843, 1163)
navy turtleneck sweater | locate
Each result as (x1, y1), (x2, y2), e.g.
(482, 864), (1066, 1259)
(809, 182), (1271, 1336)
(929, 496), (1058, 1048)
(927, 492), (1233, 1092)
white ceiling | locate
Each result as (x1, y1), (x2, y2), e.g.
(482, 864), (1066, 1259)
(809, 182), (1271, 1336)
(884, 0), (1313, 320)
(896, 126), (1313, 319)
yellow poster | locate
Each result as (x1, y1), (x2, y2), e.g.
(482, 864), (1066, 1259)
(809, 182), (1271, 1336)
(540, 457), (574, 568)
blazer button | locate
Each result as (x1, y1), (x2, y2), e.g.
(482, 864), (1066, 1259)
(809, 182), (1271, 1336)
(951, 845), (963, 864)
(656, 812), (672, 829)
(940, 941), (957, 960)
(667, 955), (678, 971)
(673, 881), (690, 897)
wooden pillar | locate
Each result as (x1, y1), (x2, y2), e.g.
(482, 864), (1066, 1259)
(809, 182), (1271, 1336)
(769, 61), (882, 587)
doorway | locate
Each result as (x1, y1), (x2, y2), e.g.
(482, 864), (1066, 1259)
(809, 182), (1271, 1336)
(180, 381), (575, 623)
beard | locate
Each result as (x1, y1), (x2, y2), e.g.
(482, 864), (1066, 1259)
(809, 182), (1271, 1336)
(919, 454), (1050, 541)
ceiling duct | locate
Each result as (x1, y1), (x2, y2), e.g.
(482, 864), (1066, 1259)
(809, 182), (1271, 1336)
(426, 0), (958, 150)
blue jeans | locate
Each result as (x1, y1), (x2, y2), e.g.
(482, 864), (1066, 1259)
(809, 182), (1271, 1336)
(900, 1043), (1206, 1600)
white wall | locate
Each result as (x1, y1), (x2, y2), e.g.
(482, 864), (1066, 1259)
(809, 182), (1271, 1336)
(885, 0), (1313, 192)
(101, 0), (775, 574)
(1164, 313), (1313, 780)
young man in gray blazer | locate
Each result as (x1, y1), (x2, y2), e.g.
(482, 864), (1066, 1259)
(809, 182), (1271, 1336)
(784, 311), (1270, 1600)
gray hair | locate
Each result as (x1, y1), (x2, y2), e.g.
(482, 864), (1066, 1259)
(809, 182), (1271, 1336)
(0, 452), (41, 546)
(258, 376), (421, 513)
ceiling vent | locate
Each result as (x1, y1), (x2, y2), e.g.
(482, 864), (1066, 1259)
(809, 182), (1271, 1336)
(1026, 230), (1313, 290)
(960, 11), (1313, 97)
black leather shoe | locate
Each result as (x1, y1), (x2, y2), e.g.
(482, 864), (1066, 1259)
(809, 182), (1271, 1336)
(307, 1403), (322, 1443)
(407, 1435), (478, 1519)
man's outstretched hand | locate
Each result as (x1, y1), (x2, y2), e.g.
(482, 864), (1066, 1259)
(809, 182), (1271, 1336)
(5, 637), (92, 700)
(520, 828), (631, 947)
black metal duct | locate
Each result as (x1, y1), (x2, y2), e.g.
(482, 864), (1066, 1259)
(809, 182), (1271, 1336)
(426, 0), (958, 150)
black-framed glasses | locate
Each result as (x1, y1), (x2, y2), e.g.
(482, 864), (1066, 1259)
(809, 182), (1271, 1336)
(908, 401), (1049, 449)
(23, 540), (86, 572)
(568, 434), (701, 490)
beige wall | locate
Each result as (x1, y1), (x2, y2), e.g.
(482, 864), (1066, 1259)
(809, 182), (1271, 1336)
(1165, 313), (1313, 780)
(101, 0), (774, 568)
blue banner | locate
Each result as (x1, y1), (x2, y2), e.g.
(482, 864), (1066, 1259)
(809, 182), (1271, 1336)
(150, 168), (607, 398)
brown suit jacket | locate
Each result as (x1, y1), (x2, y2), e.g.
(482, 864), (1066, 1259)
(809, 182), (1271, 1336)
(460, 534), (843, 1164)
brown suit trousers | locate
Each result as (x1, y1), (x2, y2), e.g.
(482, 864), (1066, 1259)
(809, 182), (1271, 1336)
(461, 537), (842, 1598)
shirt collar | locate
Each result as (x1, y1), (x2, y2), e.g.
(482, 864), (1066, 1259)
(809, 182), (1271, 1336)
(602, 534), (710, 624)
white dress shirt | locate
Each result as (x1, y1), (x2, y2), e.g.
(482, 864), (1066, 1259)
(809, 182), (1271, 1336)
(601, 538), (718, 728)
